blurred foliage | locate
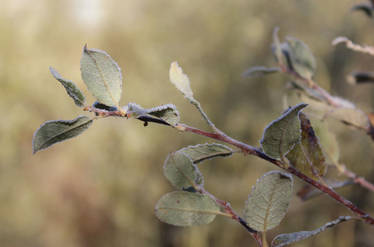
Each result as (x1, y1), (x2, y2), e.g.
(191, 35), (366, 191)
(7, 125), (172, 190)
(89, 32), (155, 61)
(0, 0), (374, 246)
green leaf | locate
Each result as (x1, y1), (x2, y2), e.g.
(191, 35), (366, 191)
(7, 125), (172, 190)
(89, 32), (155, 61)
(286, 37), (317, 80)
(180, 143), (233, 164)
(169, 62), (194, 100)
(244, 171), (293, 232)
(310, 119), (340, 164)
(163, 151), (203, 190)
(49, 67), (86, 107)
(271, 216), (354, 247)
(124, 103), (180, 126)
(32, 116), (93, 154)
(242, 66), (280, 78)
(261, 103), (307, 159)
(80, 45), (122, 107)
(155, 191), (221, 227)
(286, 113), (326, 180)
(147, 104), (180, 126)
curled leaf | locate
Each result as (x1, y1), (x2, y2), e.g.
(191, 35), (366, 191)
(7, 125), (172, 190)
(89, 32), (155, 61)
(244, 170), (293, 232)
(271, 216), (354, 247)
(169, 62), (194, 100)
(49, 67), (86, 107)
(180, 143), (233, 164)
(81, 45), (123, 106)
(155, 191), (221, 227)
(32, 116), (93, 154)
(147, 104), (180, 126)
(124, 103), (147, 118)
(125, 103), (180, 126)
(163, 151), (203, 190)
(261, 103), (307, 159)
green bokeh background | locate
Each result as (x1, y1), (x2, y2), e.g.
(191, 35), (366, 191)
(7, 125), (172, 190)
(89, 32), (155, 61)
(1, 0), (374, 246)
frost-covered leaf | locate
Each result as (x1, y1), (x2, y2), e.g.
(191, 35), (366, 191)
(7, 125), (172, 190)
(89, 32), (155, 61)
(124, 103), (179, 126)
(351, 3), (373, 18)
(271, 216), (354, 247)
(242, 66), (280, 78)
(180, 143), (232, 164)
(80, 45), (122, 107)
(155, 191), (221, 226)
(32, 116), (93, 154)
(244, 171), (293, 232)
(261, 104), (307, 159)
(163, 151), (203, 190)
(347, 71), (374, 85)
(286, 37), (317, 80)
(169, 62), (194, 100)
(125, 103), (147, 117)
(286, 113), (326, 180)
(147, 104), (180, 126)
(49, 67), (85, 107)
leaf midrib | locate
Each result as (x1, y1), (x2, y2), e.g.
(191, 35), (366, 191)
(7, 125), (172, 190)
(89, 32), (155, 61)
(86, 49), (118, 107)
(39, 118), (92, 150)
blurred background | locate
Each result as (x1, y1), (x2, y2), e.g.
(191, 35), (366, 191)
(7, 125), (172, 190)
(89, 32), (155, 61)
(1, 0), (374, 246)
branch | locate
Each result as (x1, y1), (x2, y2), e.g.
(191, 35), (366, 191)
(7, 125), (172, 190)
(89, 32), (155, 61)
(189, 98), (225, 135)
(198, 187), (263, 246)
(336, 164), (374, 192)
(279, 64), (374, 140)
(83, 104), (374, 225)
(180, 124), (374, 225)
(332, 37), (374, 56)
(83, 105), (125, 117)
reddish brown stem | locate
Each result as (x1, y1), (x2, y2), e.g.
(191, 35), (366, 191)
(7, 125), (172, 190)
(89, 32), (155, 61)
(83, 106), (125, 117)
(199, 187), (262, 246)
(85, 106), (374, 225)
(181, 124), (374, 225)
